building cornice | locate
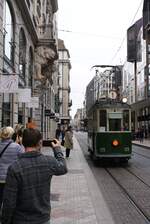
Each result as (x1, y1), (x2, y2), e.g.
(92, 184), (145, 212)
(15, 0), (38, 44)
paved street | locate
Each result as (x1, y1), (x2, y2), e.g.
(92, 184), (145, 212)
(42, 135), (115, 224)
(41, 133), (150, 224)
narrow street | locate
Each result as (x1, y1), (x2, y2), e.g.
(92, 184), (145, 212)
(75, 131), (150, 224)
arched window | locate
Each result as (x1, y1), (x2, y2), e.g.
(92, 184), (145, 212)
(28, 47), (33, 88)
(19, 28), (26, 86)
(37, 0), (41, 17)
(3, 0), (14, 61)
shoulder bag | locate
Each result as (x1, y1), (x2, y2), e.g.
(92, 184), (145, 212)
(0, 142), (12, 158)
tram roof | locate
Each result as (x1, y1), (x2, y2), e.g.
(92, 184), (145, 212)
(96, 99), (130, 108)
(87, 99), (131, 112)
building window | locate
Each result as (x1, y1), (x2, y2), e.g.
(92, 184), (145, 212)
(28, 47), (33, 88)
(37, 0), (41, 18)
(19, 28), (26, 87)
(26, 0), (30, 9)
(3, 1), (14, 62)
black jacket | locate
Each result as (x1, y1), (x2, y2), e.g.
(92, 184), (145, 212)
(2, 147), (67, 224)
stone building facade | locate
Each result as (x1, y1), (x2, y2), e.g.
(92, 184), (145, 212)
(58, 39), (72, 126)
(0, 0), (59, 139)
(122, 1), (150, 136)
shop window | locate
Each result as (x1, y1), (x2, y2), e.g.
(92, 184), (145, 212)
(2, 102), (10, 126)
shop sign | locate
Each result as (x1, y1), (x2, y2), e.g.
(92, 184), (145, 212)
(45, 109), (55, 118)
(45, 109), (51, 116)
(0, 75), (18, 93)
(27, 97), (39, 108)
(18, 88), (31, 103)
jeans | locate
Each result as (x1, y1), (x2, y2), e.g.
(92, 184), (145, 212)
(66, 148), (71, 157)
(43, 221), (50, 224)
(0, 183), (5, 209)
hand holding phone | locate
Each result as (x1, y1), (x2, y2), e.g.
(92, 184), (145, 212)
(51, 139), (61, 148)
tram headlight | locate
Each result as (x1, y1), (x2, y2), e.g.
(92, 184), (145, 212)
(122, 97), (127, 103)
(112, 140), (119, 147)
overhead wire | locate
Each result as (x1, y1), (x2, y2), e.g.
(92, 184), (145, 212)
(58, 29), (120, 40)
(110, 0), (143, 63)
(58, 0), (143, 65)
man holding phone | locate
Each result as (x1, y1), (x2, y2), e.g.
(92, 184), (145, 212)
(1, 128), (67, 224)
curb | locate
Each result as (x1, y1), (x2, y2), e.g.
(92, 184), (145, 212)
(132, 142), (150, 150)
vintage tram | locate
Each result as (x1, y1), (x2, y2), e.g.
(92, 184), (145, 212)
(87, 98), (132, 162)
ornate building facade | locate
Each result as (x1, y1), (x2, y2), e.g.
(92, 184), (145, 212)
(0, 0), (59, 139)
(58, 39), (72, 126)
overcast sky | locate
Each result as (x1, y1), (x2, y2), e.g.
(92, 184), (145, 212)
(58, 0), (143, 118)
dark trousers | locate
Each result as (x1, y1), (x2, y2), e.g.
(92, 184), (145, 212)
(0, 183), (5, 213)
(66, 148), (71, 157)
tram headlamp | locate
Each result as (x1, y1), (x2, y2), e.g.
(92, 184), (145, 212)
(122, 97), (127, 103)
(112, 140), (119, 147)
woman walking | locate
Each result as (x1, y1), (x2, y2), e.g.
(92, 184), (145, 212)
(64, 126), (73, 158)
(0, 127), (24, 212)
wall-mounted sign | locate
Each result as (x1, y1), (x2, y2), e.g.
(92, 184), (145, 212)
(0, 75), (18, 93)
(45, 109), (51, 116)
(45, 109), (55, 119)
(27, 97), (39, 108)
(18, 88), (31, 103)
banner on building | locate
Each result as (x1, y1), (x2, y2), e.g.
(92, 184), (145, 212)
(0, 75), (18, 93)
(18, 88), (31, 103)
(27, 97), (39, 108)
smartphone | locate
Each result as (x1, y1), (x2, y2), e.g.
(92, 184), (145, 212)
(42, 139), (56, 147)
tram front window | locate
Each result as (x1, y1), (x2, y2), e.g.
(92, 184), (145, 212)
(109, 119), (121, 131)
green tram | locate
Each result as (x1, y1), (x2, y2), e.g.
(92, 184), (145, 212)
(87, 99), (132, 163)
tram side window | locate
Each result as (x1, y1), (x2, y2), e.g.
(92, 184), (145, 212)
(123, 110), (129, 131)
(99, 110), (107, 131)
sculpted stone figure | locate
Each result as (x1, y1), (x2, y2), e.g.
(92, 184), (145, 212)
(34, 46), (55, 80)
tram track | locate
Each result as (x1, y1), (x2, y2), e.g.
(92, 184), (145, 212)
(125, 167), (150, 188)
(105, 167), (150, 223)
(75, 133), (150, 223)
(133, 150), (150, 160)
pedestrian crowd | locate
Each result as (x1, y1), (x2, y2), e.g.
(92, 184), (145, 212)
(0, 122), (70, 224)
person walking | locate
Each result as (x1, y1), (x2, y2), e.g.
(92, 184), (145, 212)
(2, 128), (67, 224)
(55, 124), (61, 140)
(12, 124), (25, 145)
(0, 127), (23, 212)
(64, 126), (73, 158)
(61, 126), (66, 146)
(26, 117), (37, 129)
(139, 127), (144, 143)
